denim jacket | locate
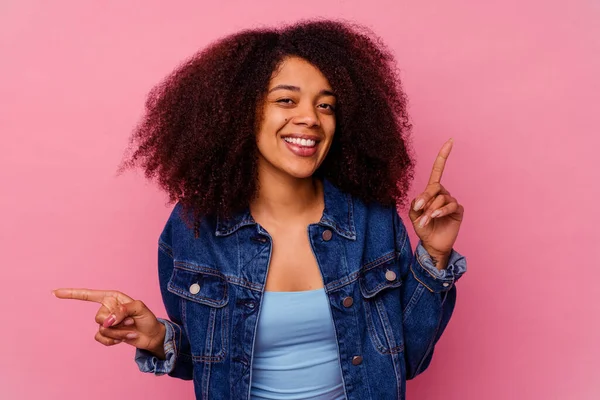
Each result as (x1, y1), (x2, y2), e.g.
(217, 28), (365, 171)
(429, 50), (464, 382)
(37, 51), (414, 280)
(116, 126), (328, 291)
(135, 179), (467, 399)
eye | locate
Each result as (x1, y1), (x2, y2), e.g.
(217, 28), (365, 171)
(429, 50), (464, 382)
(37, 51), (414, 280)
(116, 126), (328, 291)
(276, 98), (294, 104)
(318, 103), (336, 112)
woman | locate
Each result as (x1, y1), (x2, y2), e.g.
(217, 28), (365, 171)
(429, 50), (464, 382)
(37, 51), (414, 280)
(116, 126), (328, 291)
(54, 20), (467, 399)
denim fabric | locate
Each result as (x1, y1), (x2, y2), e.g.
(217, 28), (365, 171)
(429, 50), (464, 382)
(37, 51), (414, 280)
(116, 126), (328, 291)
(135, 179), (467, 399)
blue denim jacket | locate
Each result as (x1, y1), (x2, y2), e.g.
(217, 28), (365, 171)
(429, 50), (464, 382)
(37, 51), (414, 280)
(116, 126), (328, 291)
(135, 179), (467, 399)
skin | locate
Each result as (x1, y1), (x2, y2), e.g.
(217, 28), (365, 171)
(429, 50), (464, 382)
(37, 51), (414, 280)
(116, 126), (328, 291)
(250, 56), (337, 292)
(53, 56), (464, 359)
(409, 138), (465, 268)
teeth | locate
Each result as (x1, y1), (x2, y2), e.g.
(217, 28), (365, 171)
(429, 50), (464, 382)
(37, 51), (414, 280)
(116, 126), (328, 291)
(284, 137), (316, 147)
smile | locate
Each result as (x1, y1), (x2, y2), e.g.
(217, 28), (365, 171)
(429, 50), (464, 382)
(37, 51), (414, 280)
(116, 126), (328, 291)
(281, 136), (320, 157)
(283, 137), (317, 148)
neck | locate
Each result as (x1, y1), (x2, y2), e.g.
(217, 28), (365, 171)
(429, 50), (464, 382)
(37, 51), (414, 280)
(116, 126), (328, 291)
(250, 165), (324, 225)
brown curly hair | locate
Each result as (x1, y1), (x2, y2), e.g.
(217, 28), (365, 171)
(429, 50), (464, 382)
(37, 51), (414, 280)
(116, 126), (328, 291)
(120, 19), (415, 223)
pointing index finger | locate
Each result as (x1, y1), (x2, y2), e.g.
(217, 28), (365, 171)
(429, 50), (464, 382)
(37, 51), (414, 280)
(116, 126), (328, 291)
(428, 138), (454, 185)
(53, 288), (133, 304)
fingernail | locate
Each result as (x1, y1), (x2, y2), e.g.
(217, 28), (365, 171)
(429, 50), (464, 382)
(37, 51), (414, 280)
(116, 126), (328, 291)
(414, 199), (425, 211)
(126, 333), (138, 340)
(419, 216), (428, 228)
(103, 315), (116, 328)
(124, 319), (134, 326)
(51, 290), (56, 297)
(113, 340), (122, 344)
(431, 210), (441, 218)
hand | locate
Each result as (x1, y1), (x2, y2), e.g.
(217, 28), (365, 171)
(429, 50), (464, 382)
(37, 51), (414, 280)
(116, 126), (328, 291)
(52, 288), (166, 358)
(409, 139), (464, 265)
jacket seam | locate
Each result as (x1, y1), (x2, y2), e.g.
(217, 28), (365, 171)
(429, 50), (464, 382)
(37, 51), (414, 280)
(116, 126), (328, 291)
(326, 251), (396, 293)
(159, 242), (173, 258)
(414, 296), (443, 376)
(409, 264), (435, 293)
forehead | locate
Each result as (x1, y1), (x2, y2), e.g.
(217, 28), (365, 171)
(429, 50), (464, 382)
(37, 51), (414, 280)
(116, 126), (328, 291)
(268, 56), (332, 90)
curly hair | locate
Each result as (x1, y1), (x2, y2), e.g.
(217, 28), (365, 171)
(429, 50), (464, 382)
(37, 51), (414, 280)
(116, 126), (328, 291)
(120, 19), (415, 224)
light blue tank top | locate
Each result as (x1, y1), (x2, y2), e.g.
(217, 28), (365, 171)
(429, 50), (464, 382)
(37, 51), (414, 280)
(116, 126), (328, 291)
(250, 288), (346, 400)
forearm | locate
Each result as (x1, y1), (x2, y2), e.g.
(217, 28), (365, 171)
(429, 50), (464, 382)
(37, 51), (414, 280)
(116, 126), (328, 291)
(402, 276), (457, 379)
(400, 241), (467, 378)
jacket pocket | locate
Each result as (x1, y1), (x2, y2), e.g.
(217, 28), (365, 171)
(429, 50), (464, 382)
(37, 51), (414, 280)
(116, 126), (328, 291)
(359, 254), (404, 355)
(168, 262), (229, 363)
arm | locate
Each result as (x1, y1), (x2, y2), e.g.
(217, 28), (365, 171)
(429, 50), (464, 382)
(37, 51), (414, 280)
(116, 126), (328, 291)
(395, 211), (467, 379)
(134, 225), (194, 380)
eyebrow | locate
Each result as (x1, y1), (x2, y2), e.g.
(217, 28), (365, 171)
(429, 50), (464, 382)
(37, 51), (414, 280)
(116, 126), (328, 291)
(268, 84), (337, 98)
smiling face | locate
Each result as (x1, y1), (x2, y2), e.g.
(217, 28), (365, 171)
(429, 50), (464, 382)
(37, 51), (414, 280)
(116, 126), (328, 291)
(255, 56), (337, 181)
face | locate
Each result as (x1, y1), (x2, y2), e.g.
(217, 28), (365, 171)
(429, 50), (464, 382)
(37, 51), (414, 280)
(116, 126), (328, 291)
(255, 56), (337, 180)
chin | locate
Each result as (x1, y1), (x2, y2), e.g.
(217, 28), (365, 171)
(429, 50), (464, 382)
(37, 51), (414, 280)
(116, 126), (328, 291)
(281, 163), (319, 179)
(285, 169), (317, 179)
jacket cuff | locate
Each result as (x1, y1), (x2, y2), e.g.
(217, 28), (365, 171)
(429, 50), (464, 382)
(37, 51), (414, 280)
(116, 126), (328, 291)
(134, 318), (177, 375)
(411, 241), (467, 293)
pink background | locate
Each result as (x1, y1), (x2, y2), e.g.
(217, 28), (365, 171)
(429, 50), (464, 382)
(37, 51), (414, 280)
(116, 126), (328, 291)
(1, 1), (598, 399)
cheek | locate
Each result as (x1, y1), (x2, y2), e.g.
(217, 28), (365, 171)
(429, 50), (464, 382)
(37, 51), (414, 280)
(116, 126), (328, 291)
(323, 119), (336, 141)
(262, 106), (289, 127)
(256, 117), (285, 143)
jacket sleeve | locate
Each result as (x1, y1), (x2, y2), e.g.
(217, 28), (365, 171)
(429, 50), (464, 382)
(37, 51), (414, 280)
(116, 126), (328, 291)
(134, 222), (194, 380)
(394, 210), (467, 379)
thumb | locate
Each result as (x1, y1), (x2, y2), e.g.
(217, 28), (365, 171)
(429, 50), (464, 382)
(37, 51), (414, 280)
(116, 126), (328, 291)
(408, 198), (423, 224)
(103, 300), (148, 328)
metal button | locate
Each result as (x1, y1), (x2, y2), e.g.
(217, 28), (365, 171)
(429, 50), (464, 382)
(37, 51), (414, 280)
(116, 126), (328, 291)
(385, 270), (397, 281)
(342, 297), (354, 308)
(352, 355), (363, 366)
(322, 229), (333, 241)
(443, 282), (450, 287)
(189, 283), (201, 294)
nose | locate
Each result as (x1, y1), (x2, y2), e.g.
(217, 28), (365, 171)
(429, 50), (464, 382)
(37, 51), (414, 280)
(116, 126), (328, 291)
(290, 103), (320, 127)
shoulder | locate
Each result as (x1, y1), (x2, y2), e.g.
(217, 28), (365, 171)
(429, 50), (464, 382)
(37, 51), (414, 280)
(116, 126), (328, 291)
(159, 202), (217, 245)
(344, 191), (409, 243)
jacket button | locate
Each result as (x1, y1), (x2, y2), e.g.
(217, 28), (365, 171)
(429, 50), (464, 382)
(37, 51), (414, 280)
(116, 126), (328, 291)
(352, 355), (363, 366)
(189, 283), (201, 294)
(342, 297), (354, 307)
(322, 229), (333, 241)
(443, 282), (450, 287)
(385, 270), (397, 281)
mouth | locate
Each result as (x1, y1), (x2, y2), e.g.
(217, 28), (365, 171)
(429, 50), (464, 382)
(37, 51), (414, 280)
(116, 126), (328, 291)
(281, 134), (321, 157)
(282, 136), (318, 148)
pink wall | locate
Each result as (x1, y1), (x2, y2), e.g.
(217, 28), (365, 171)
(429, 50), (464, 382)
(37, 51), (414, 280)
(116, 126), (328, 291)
(1, 1), (598, 398)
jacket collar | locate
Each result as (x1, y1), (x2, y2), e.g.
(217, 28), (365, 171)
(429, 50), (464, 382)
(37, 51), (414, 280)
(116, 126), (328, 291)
(215, 178), (356, 240)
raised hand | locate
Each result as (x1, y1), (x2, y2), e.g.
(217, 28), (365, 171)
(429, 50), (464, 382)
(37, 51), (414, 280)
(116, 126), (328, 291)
(52, 288), (166, 358)
(409, 139), (464, 268)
